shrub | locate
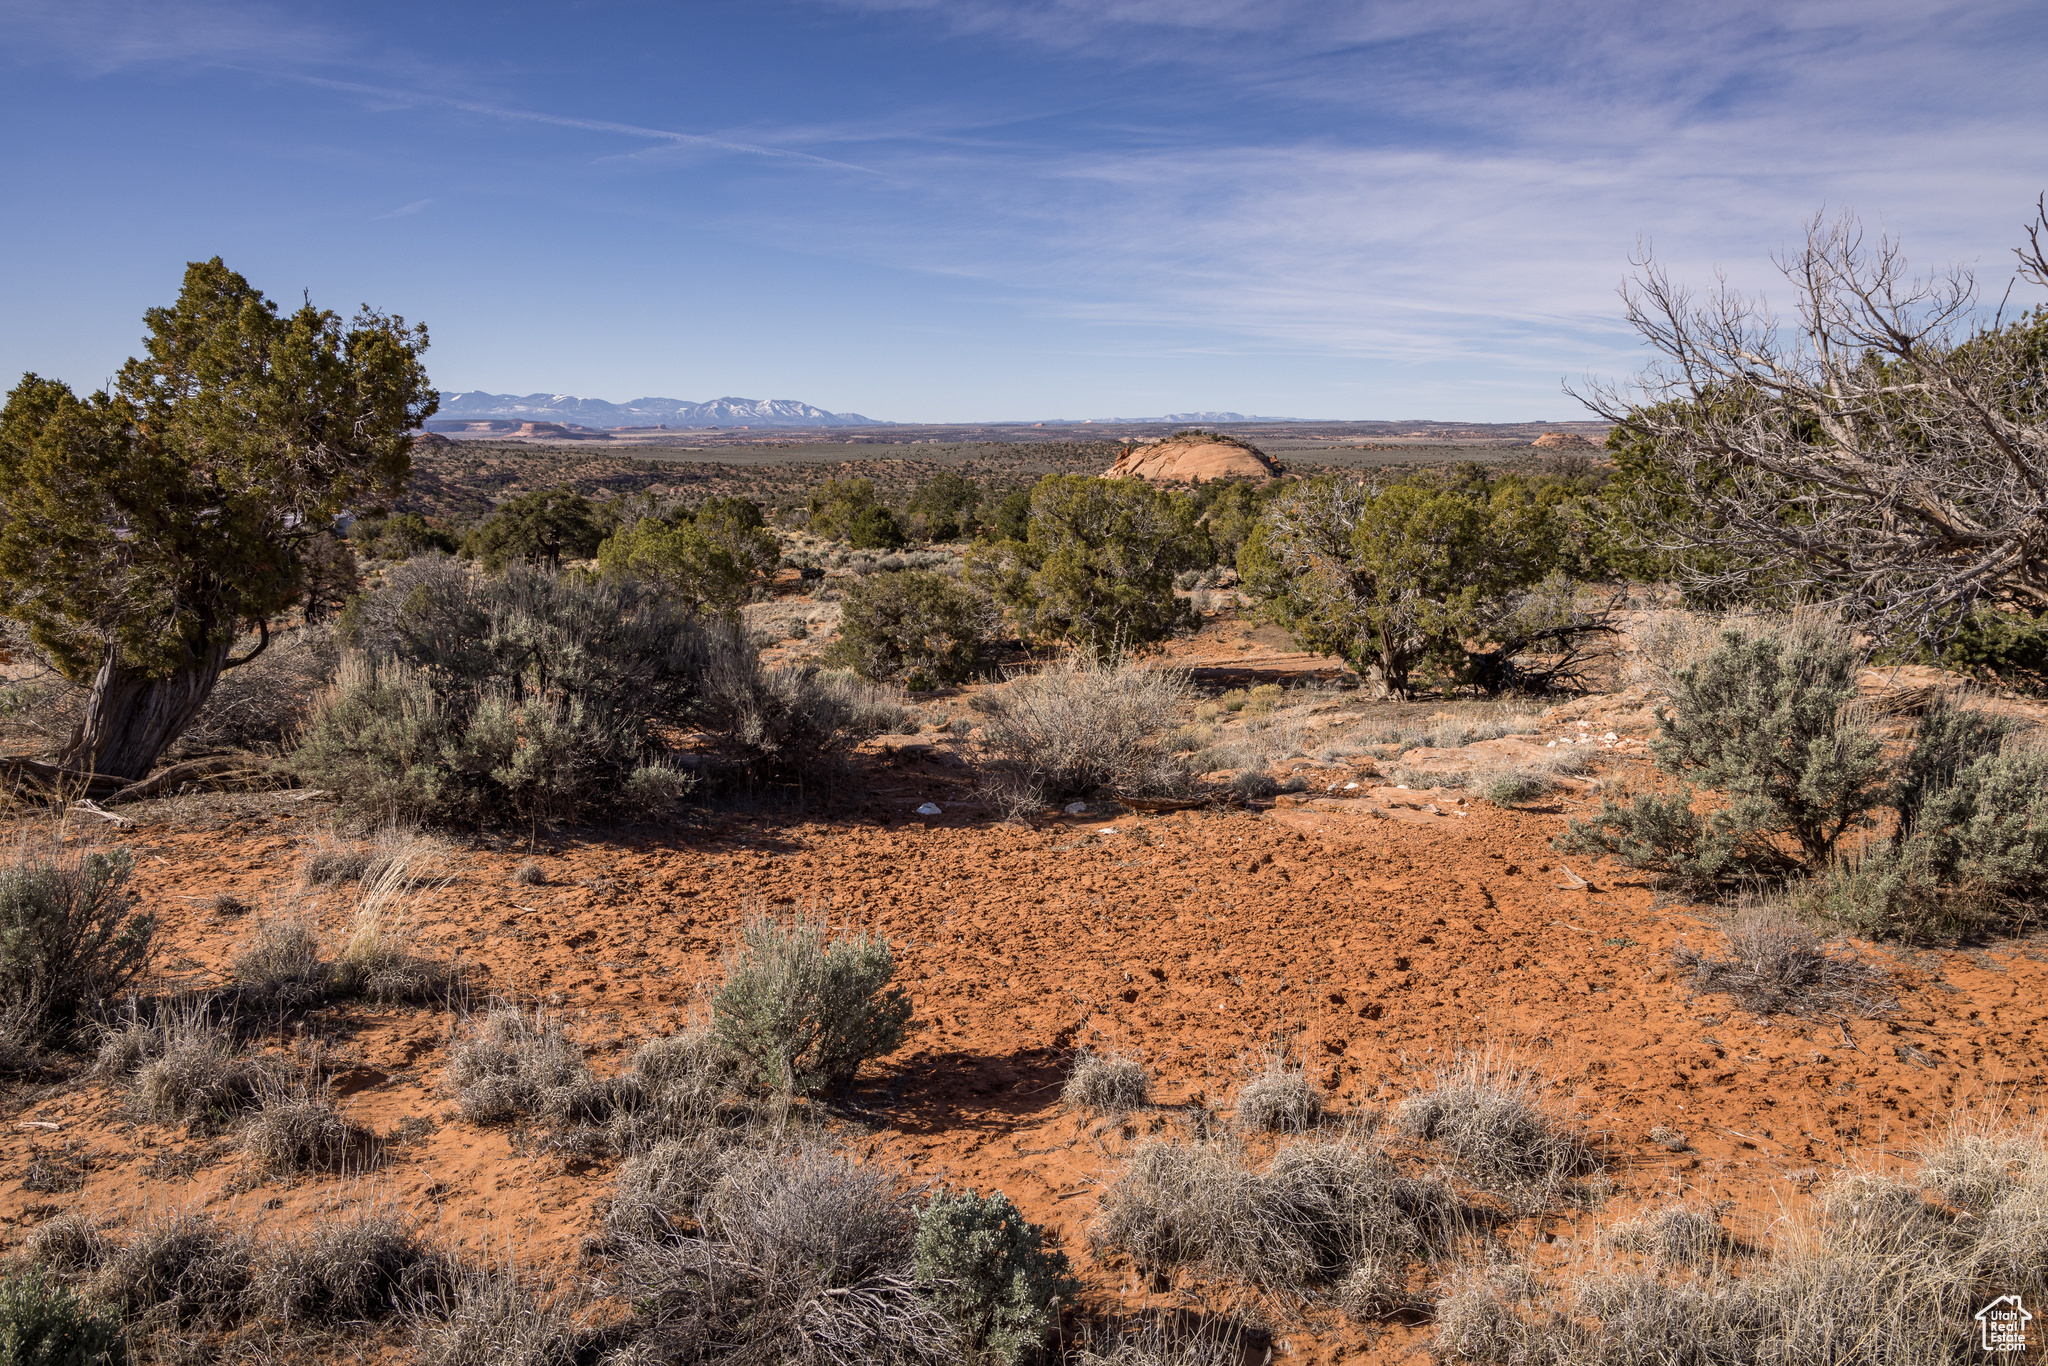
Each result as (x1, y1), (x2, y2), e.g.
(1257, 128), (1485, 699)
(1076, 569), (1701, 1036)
(1672, 905), (1895, 1020)
(445, 1008), (595, 1125)
(22, 1214), (113, 1274)
(1061, 1050), (1150, 1116)
(407, 1265), (596, 1366)
(1804, 707), (2048, 940)
(808, 477), (882, 540)
(824, 571), (998, 688)
(1395, 1057), (1593, 1206)
(976, 654), (1193, 815)
(331, 857), (456, 1002)
(1236, 474), (1580, 699)
(710, 912), (911, 1095)
(0, 846), (152, 1040)
(618, 1145), (959, 1366)
(298, 562), (709, 826)
(242, 1080), (372, 1173)
(1604, 1203), (1727, 1265)
(256, 1212), (455, 1324)
(1090, 1138), (1458, 1302)
(596, 509), (777, 619)
(1231, 771), (1279, 801)
(0, 1268), (125, 1366)
(703, 640), (914, 780)
(914, 1188), (1076, 1365)
(127, 1007), (272, 1128)
(606, 1136), (744, 1240)
(461, 486), (613, 571)
(512, 861), (545, 886)
(849, 505), (909, 551)
(1558, 626), (1884, 884)
(1233, 1063), (1323, 1134)
(231, 918), (328, 1005)
(964, 475), (1207, 651)
(1435, 1114), (2048, 1365)
(93, 1212), (254, 1325)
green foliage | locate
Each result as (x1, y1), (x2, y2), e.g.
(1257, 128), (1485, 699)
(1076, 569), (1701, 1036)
(347, 511), (458, 562)
(808, 477), (881, 540)
(0, 1268), (126, 1366)
(1237, 473), (1574, 697)
(907, 472), (982, 542)
(1897, 602), (2048, 693)
(1559, 628), (1887, 885)
(914, 1189), (1075, 1365)
(0, 258), (434, 778)
(823, 571), (997, 688)
(965, 476), (1206, 651)
(461, 486), (614, 571)
(297, 563), (707, 825)
(596, 510), (778, 619)
(299, 531), (362, 625)
(1804, 705), (2048, 939)
(1192, 480), (1274, 567)
(710, 912), (912, 1094)
(849, 504), (909, 550)
(702, 644), (917, 779)
(0, 847), (152, 1039)
(986, 488), (1032, 543)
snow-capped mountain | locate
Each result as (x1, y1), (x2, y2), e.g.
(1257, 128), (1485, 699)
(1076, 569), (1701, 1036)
(434, 392), (881, 427)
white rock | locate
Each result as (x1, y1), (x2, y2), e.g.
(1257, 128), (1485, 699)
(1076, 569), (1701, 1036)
(916, 802), (943, 815)
(1605, 731), (1619, 741)
(1064, 801), (1089, 814)
(1100, 826), (1119, 835)
(1546, 740), (1557, 748)
(1344, 782), (1360, 790)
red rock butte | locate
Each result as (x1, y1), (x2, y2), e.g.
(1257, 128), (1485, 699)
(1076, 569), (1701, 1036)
(1103, 431), (1285, 483)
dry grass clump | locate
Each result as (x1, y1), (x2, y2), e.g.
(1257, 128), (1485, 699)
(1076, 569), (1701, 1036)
(22, 1211), (113, 1273)
(121, 1005), (274, 1128)
(1673, 905), (1896, 1021)
(331, 855), (457, 1002)
(445, 1007), (597, 1126)
(1063, 1315), (1258, 1365)
(405, 1263), (600, 1366)
(93, 1210), (256, 1324)
(606, 1135), (748, 1241)
(977, 653), (1193, 817)
(242, 1080), (374, 1174)
(1232, 1061), (1323, 1134)
(1436, 1113), (2048, 1364)
(232, 917), (330, 1004)
(1604, 1203), (1729, 1265)
(1063, 1050), (1151, 1116)
(303, 825), (453, 887)
(1477, 747), (1593, 805)
(256, 1211), (457, 1325)
(1395, 1057), (1594, 1206)
(1090, 1137), (1459, 1307)
(511, 861), (546, 886)
(615, 1144), (959, 1366)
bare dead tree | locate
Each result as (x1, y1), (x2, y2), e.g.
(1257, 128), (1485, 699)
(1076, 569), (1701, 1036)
(1573, 197), (2048, 640)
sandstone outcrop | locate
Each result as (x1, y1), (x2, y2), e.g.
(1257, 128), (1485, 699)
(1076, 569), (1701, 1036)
(1103, 431), (1283, 483)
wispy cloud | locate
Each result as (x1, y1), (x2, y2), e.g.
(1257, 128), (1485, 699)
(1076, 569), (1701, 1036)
(373, 198), (433, 220)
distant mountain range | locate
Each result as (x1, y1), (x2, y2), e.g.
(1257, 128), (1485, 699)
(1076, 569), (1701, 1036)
(432, 392), (880, 428)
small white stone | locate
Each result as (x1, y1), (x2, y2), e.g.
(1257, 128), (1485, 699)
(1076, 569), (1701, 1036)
(1605, 731), (1619, 741)
(1395, 784), (1408, 790)
(1100, 826), (1119, 835)
(1344, 782), (1360, 790)
(1546, 741), (1557, 748)
(1064, 801), (1089, 814)
(916, 802), (943, 815)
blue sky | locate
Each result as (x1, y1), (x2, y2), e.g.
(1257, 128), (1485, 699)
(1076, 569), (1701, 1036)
(5, 0), (2047, 422)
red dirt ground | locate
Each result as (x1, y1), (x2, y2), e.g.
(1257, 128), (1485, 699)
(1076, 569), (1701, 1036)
(2, 630), (2044, 1362)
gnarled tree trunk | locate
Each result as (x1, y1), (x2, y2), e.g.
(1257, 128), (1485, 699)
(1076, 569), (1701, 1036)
(58, 632), (247, 782)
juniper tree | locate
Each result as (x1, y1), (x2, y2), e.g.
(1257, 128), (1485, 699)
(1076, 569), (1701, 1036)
(0, 259), (434, 781)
